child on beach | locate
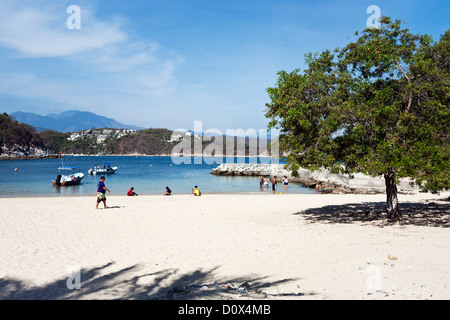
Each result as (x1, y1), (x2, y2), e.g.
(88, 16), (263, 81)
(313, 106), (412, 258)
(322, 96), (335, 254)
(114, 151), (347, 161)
(163, 186), (172, 196)
(192, 186), (201, 196)
(96, 176), (110, 209)
(127, 187), (138, 196)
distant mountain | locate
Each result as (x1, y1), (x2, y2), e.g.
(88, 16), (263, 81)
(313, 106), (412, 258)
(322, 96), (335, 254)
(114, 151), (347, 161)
(11, 110), (144, 133)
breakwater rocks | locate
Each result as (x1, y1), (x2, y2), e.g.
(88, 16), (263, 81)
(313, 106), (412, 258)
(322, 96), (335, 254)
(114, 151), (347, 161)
(211, 163), (418, 194)
(0, 145), (51, 159)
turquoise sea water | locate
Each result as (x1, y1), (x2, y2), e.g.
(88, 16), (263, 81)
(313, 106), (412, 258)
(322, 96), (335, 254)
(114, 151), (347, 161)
(0, 156), (315, 197)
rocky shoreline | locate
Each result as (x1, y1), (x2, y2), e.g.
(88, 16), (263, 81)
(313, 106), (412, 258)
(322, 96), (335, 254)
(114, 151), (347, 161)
(0, 146), (54, 159)
(211, 163), (419, 194)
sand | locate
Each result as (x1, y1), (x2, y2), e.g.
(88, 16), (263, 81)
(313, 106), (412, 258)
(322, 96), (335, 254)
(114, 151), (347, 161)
(0, 191), (449, 300)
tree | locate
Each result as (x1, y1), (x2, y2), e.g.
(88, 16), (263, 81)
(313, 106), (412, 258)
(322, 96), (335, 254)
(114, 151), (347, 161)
(265, 17), (449, 218)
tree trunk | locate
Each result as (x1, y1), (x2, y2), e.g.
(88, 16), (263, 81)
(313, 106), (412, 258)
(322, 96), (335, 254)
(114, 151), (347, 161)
(384, 170), (399, 219)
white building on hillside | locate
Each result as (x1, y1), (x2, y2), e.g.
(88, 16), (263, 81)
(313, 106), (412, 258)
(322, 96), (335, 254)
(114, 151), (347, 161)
(97, 135), (110, 144)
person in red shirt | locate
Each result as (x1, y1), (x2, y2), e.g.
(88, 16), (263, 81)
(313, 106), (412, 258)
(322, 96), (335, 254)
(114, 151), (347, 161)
(127, 187), (138, 196)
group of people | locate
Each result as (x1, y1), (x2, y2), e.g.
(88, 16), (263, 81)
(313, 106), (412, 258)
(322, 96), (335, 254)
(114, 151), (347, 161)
(127, 186), (173, 196)
(259, 175), (289, 194)
(95, 174), (324, 208)
(127, 185), (200, 197)
(315, 184), (323, 194)
(95, 174), (323, 209)
(95, 176), (198, 209)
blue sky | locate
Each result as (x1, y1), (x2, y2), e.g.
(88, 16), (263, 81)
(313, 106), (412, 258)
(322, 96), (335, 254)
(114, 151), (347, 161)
(0, 0), (448, 132)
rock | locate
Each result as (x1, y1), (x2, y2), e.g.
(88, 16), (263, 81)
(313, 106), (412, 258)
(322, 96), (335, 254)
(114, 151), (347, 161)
(210, 164), (418, 194)
(1, 145), (50, 159)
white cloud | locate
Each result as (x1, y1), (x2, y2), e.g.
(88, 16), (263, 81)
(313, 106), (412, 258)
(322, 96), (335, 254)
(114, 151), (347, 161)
(0, 0), (183, 115)
(0, 1), (127, 58)
(0, 1), (269, 130)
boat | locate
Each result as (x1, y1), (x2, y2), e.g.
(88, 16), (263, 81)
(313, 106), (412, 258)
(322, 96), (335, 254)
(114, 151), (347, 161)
(52, 167), (85, 186)
(88, 162), (118, 175)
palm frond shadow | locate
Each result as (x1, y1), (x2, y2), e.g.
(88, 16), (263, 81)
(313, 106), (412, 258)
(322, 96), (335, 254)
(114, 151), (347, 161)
(294, 199), (450, 228)
(0, 262), (310, 300)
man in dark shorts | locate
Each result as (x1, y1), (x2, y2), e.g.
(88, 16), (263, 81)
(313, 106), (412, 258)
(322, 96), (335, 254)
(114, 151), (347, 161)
(96, 176), (110, 209)
(271, 175), (277, 194)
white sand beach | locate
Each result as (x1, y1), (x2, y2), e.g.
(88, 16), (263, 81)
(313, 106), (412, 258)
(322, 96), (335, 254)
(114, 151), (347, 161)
(0, 192), (449, 300)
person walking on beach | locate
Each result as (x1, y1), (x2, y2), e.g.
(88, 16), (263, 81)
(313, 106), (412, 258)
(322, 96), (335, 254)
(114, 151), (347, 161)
(96, 176), (110, 209)
(271, 175), (277, 194)
(259, 175), (264, 189)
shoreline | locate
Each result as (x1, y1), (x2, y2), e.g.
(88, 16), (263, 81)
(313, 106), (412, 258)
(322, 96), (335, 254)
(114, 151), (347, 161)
(0, 154), (278, 160)
(0, 190), (445, 200)
(0, 188), (316, 199)
(0, 155), (59, 161)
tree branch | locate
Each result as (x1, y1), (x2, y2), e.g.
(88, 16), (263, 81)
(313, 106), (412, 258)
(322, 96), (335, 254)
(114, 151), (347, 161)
(396, 60), (413, 113)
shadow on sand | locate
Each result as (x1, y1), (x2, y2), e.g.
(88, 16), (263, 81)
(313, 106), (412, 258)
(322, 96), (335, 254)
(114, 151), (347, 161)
(294, 197), (450, 228)
(0, 262), (313, 300)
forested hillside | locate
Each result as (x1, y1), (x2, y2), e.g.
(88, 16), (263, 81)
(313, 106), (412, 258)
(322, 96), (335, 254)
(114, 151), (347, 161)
(0, 113), (48, 157)
(1, 113), (273, 158)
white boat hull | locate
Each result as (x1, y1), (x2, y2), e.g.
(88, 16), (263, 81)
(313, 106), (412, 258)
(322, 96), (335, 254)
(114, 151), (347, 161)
(88, 167), (118, 175)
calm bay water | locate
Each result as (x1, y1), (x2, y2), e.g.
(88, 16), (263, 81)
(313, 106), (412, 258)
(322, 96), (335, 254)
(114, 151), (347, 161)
(0, 156), (315, 197)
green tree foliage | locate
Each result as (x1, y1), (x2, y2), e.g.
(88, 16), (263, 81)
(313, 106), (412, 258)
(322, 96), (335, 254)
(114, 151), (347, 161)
(38, 130), (99, 155)
(103, 129), (175, 155)
(265, 17), (449, 218)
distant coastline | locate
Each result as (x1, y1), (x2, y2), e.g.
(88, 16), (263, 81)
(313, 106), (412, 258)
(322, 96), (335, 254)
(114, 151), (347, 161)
(2, 113), (277, 161)
(0, 154), (59, 161)
(0, 153), (276, 159)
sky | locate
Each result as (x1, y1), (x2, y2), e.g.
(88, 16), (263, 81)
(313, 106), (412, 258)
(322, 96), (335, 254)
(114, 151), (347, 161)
(0, 0), (448, 133)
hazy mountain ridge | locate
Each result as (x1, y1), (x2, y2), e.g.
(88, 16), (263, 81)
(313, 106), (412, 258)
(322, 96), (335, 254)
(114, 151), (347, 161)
(11, 110), (144, 132)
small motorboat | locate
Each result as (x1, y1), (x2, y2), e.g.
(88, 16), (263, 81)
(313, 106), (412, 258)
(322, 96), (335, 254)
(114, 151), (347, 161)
(88, 162), (118, 175)
(52, 167), (84, 186)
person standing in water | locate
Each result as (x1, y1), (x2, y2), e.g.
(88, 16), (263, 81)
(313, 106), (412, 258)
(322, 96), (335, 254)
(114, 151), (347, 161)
(282, 176), (289, 190)
(271, 176), (277, 194)
(263, 176), (269, 189)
